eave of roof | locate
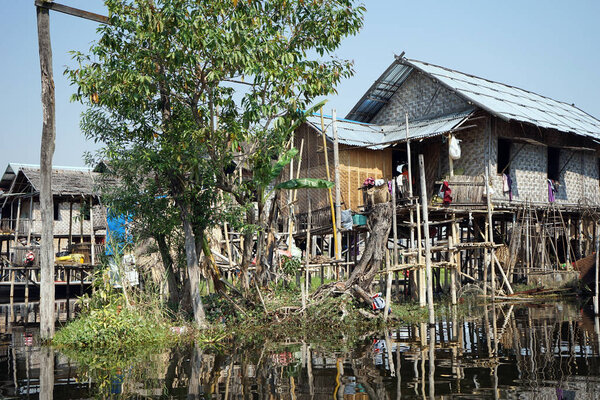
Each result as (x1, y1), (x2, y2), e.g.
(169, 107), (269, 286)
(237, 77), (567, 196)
(305, 110), (474, 150)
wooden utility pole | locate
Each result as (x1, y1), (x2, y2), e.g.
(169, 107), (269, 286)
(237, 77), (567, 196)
(35, 0), (109, 339)
(36, 1), (56, 340)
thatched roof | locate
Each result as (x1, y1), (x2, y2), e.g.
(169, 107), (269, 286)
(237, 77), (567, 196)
(17, 167), (100, 197)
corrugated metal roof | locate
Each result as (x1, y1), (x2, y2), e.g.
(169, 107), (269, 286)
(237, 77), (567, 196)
(305, 110), (473, 149)
(404, 58), (600, 139)
(305, 116), (386, 148)
(381, 109), (475, 144)
(345, 62), (413, 122)
(346, 57), (600, 139)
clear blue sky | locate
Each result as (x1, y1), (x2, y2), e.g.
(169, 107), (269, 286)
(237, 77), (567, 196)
(2, 1), (599, 170)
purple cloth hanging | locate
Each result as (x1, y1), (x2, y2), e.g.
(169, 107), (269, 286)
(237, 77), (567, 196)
(548, 179), (555, 202)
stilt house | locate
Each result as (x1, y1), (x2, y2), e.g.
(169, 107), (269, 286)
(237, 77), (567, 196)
(0, 164), (107, 266)
(282, 56), (600, 288)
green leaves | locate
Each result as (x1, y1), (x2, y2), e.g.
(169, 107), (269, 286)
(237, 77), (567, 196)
(67, 0), (364, 289)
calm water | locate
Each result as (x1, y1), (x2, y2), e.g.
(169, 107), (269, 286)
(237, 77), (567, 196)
(1, 300), (600, 399)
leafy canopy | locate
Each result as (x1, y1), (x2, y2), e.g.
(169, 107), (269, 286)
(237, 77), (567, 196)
(68, 0), (365, 232)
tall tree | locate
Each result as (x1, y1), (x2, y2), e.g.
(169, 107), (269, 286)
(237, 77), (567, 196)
(68, 0), (365, 325)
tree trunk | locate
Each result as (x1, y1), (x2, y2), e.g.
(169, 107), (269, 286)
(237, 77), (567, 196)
(256, 190), (278, 287)
(156, 233), (180, 307)
(36, 5), (56, 340)
(178, 203), (208, 328)
(240, 208), (255, 291)
(344, 203), (392, 293)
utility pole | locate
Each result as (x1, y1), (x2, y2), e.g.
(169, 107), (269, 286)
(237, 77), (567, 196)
(35, 0), (108, 340)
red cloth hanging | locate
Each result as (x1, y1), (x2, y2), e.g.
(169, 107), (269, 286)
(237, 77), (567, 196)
(442, 181), (452, 205)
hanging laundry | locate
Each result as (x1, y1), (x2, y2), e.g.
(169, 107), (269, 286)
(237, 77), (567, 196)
(441, 180), (452, 205)
(503, 173), (513, 201)
(548, 179), (555, 202)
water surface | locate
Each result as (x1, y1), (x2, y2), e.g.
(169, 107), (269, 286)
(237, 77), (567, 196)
(1, 300), (599, 399)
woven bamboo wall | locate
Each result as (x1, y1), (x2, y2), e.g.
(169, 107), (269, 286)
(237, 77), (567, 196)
(280, 123), (393, 216)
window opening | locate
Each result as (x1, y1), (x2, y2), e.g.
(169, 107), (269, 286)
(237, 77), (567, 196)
(497, 138), (511, 174)
(547, 147), (560, 181)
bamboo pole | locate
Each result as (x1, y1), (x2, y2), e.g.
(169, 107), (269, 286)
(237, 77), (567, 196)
(12, 198), (22, 262)
(595, 222), (599, 315)
(332, 109), (342, 260)
(387, 179), (398, 317)
(449, 216), (457, 305)
(319, 108), (339, 259)
(286, 138), (305, 254)
(303, 200), (312, 310)
(79, 197), (84, 243)
(9, 269), (15, 324)
(485, 165), (495, 302)
(27, 194), (33, 246)
(90, 196), (95, 265)
(418, 154), (435, 325)
(416, 201), (425, 307)
(68, 201), (73, 249)
(287, 132), (295, 249)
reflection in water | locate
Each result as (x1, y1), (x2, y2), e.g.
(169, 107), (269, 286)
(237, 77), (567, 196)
(0, 301), (599, 399)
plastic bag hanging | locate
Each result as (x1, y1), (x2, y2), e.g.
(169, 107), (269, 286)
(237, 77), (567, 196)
(449, 135), (462, 160)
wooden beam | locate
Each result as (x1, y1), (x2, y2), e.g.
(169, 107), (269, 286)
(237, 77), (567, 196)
(35, 0), (109, 24)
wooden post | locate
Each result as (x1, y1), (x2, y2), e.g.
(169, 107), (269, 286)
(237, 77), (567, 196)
(384, 250), (392, 322)
(79, 197), (84, 243)
(319, 108), (339, 259)
(595, 222), (599, 315)
(37, 2), (56, 340)
(287, 132), (295, 249)
(449, 217), (457, 305)
(66, 267), (71, 320)
(303, 199), (312, 310)
(9, 269), (15, 323)
(406, 112), (422, 304)
(12, 198), (22, 261)
(448, 134), (454, 177)
(24, 266), (30, 323)
(485, 165), (495, 302)
(418, 154), (435, 325)
(90, 196), (95, 265)
(27, 194), (34, 246)
(332, 109), (342, 260)
(386, 179), (398, 319)
(416, 201), (425, 307)
(68, 201), (73, 249)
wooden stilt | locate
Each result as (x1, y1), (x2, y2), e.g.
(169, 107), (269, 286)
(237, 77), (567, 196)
(66, 267), (70, 320)
(9, 269), (15, 324)
(449, 216), (457, 305)
(418, 154), (434, 325)
(302, 200), (311, 310)
(68, 201), (73, 249)
(90, 196), (95, 265)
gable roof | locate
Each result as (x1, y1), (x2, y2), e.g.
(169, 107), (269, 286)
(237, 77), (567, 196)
(12, 167), (99, 197)
(347, 57), (600, 140)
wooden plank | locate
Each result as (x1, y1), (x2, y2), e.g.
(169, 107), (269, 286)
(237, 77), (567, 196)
(35, 0), (109, 24)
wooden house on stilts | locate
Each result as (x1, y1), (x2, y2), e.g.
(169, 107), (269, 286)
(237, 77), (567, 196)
(283, 55), (600, 300)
